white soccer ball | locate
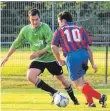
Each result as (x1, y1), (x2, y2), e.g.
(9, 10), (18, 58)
(54, 93), (69, 107)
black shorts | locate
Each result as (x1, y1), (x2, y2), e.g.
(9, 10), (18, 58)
(29, 61), (63, 75)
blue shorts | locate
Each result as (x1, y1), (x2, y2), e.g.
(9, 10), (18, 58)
(65, 49), (89, 81)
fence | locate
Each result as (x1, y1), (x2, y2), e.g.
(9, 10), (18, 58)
(1, 1), (110, 85)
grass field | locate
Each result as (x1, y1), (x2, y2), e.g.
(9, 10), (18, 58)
(1, 89), (110, 111)
(1, 46), (110, 77)
(1, 46), (110, 111)
(1, 46), (110, 89)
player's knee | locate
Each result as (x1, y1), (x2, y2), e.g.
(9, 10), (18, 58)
(26, 73), (32, 81)
(26, 69), (40, 82)
(26, 73), (39, 84)
(56, 76), (64, 83)
(59, 79), (66, 85)
(56, 75), (70, 87)
(26, 71), (36, 83)
(56, 74), (64, 80)
(63, 78), (68, 84)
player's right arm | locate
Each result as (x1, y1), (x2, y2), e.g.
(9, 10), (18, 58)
(1, 27), (27, 67)
(51, 29), (65, 66)
(0, 47), (16, 66)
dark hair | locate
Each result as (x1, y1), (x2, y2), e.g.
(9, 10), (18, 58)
(57, 11), (73, 22)
(28, 8), (40, 17)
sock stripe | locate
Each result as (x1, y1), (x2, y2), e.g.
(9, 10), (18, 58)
(67, 88), (73, 93)
(35, 78), (41, 87)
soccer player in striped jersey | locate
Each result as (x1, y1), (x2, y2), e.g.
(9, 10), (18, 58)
(51, 11), (107, 107)
(1, 9), (79, 105)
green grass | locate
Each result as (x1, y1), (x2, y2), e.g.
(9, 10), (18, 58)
(1, 89), (110, 111)
(1, 46), (110, 76)
(1, 74), (110, 89)
(1, 46), (110, 89)
(1, 46), (110, 110)
(1, 49), (110, 89)
(1, 49), (110, 76)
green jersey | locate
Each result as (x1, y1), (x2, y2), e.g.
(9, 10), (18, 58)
(11, 22), (56, 62)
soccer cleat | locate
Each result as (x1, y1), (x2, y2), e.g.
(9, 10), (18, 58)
(73, 97), (80, 105)
(51, 99), (54, 104)
(50, 91), (60, 105)
(86, 103), (96, 107)
(99, 94), (107, 108)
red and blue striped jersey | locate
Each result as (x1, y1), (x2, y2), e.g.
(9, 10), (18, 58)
(52, 22), (92, 54)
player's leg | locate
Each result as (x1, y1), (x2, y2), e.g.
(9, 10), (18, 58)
(72, 77), (95, 106)
(72, 75), (107, 107)
(82, 81), (107, 107)
(65, 50), (95, 106)
(81, 50), (107, 107)
(46, 61), (79, 105)
(66, 50), (107, 107)
(27, 61), (58, 95)
(56, 74), (79, 105)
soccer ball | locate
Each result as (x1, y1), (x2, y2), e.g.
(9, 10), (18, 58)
(54, 93), (69, 107)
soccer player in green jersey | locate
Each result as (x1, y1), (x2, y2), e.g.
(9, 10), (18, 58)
(1, 8), (79, 105)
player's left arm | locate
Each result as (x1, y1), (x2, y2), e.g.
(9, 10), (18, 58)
(87, 45), (98, 73)
(82, 28), (97, 73)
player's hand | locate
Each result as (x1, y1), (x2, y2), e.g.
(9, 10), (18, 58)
(30, 52), (40, 60)
(92, 64), (98, 73)
(58, 60), (66, 66)
(0, 57), (9, 67)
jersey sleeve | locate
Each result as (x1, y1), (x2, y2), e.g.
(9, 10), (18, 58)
(11, 27), (27, 49)
(81, 28), (92, 46)
(51, 29), (60, 46)
(43, 24), (53, 53)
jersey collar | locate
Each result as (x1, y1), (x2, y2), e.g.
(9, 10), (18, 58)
(58, 21), (73, 29)
(30, 22), (43, 29)
(64, 21), (73, 26)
